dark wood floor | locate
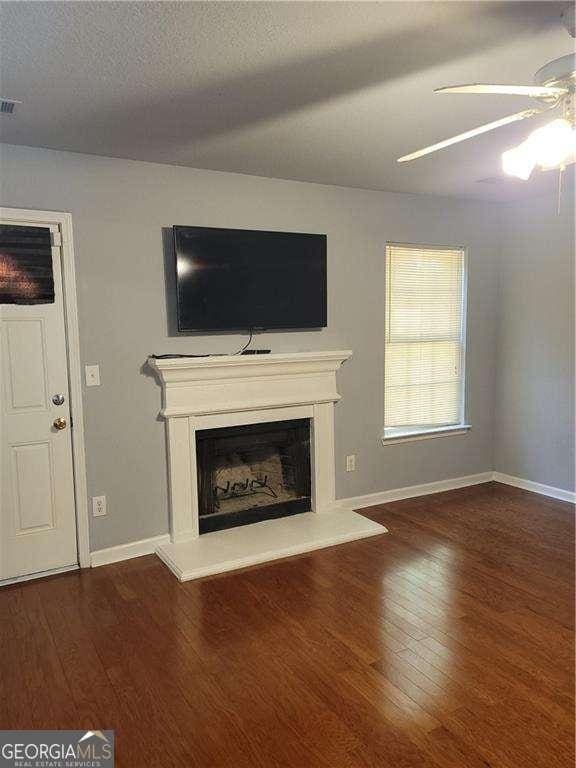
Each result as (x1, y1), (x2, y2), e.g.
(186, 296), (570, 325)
(1, 482), (574, 767)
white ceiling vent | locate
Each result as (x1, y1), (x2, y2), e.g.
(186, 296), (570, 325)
(0, 99), (20, 115)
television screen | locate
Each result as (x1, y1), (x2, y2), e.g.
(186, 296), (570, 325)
(173, 226), (327, 332)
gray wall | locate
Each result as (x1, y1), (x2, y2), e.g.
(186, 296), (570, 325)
(1, 144), (500, 550)
(495, 189), (575, 492)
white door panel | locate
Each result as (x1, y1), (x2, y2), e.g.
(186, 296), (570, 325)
(4, 318), (49, 410)
(12, 441), (56, 532)
(1, 221), (78, 580)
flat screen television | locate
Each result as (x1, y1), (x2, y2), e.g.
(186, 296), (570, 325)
(173, 225), (327, 332)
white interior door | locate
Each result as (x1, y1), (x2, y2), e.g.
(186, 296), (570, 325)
(1, 220), (78, 581)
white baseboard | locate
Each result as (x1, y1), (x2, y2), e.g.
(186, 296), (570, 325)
(338, 471), (494, 511)
(91, 472), (493, 570)
(90, 534), (171, 568)
(89, 470), (574, 570)
(492, 472), (575, 503)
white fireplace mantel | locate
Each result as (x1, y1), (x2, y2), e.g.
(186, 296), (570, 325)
(149, 350), (386, 581)
(151, 350), (353, 417)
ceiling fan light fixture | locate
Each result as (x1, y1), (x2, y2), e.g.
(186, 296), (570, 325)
(527, 119), (574, 168)
(502, 144), (536, 180)
(502, 119), (576, 180)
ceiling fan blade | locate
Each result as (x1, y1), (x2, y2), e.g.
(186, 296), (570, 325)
(436, 84), (567, 98)
(397, 108), (543, 163)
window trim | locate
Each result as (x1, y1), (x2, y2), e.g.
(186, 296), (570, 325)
(381, 423), (472, 446)
(383, 242), (470, 443)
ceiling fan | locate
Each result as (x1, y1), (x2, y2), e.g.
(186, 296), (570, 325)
(397, 52), (576, 181)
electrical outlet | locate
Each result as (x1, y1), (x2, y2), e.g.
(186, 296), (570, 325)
(85, 364), (101, 387)
(92, 495), (107, 517)
(346, 454), (356, 472)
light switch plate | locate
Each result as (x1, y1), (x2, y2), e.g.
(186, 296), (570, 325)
(346, 454), (356, 472)
(85, 364), (100, 387)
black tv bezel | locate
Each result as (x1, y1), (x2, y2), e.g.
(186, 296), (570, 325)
(173, 225), (327, 333)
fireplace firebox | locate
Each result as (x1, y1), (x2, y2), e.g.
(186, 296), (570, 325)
(196, 419), (311, 534)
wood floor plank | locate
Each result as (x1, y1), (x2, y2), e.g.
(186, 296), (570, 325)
(1, 482), (573, 766)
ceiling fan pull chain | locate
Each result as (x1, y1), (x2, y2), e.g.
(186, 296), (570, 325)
(557, 165), (564, 217)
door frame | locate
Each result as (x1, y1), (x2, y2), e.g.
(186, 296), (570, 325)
(1, 207), (90, 568)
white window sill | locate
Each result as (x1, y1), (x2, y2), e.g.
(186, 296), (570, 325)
(381, 424), (471, 446)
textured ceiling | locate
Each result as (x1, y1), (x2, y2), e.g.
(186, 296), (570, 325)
(0, 1), (574, 200)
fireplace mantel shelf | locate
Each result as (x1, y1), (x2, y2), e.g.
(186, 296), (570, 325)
(149, 350), (353, 417)
(150, 349), (353, 374)
(150, 349), (387, 581)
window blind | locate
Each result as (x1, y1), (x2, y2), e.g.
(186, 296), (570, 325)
(384, 243), (466, 437)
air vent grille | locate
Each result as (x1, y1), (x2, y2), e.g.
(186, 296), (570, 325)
(0, 99), (18, 115)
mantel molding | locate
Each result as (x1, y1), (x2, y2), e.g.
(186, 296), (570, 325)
(149, 350), (352, 381)
(149, 350), (352, 418)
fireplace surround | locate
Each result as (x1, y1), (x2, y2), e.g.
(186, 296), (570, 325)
(150, 351), (386, 581)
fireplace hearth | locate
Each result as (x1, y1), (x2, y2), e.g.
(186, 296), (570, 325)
(197, 419), (311, 533)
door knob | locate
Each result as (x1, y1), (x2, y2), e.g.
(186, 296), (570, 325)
(53, 417), (67, 431)
(52, 393), (65, 406)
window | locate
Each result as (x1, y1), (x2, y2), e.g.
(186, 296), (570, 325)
(0, 225), (54, 305)
(383, 243), (469, 442)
